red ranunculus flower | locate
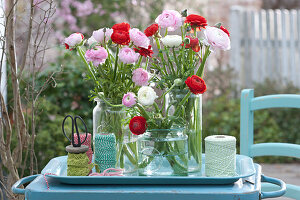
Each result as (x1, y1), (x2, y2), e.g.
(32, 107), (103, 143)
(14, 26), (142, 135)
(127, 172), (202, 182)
(144, 24), (159, 37)
(112, 22), (131, 32)
(129, 116), (147, 135)
(181, 36), (200, 52)
(111, 30), (130, 45)
(65, 43), (70, 49)
(220, 25), (230, 37)
(185, 75), (207, 95)
(185, 14), (207, 31)
(134, 45), (153, 57)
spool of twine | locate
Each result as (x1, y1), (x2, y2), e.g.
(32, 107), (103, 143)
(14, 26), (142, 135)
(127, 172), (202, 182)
(73, 133), (93, 164)
(67, 152), (94, 176)
(205, 135), (236, 177)
(94, 134), (117, 172)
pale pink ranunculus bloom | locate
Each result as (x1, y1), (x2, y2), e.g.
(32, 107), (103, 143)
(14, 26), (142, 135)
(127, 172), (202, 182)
(92, 28), (113, 43)
(119, 47), (139, 64)
(203, 26), (231, 51)
(155, 10), (182, 32)
(64, 33), (84, 48)
(85, 46), (108, 66)
(122, 92), (137, 107)
(129, 28), (150, 49)
(132, 68), (149, 86)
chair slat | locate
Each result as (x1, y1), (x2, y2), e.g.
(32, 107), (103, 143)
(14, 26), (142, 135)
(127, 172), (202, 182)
(251, 143), (300, 158)
(240, 89), (300, 199)
(250, 94), (300, 110)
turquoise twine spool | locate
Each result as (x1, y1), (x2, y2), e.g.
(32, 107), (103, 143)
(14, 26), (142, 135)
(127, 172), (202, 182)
(94, 134), (117, 172)
(205, 135), (237, 177)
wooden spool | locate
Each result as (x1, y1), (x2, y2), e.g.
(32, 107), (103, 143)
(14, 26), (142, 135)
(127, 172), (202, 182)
(66, 145), (88, 154)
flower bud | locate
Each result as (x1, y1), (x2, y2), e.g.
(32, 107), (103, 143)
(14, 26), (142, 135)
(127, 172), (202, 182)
(174, 78), (183, 86)
(214, 22), (222, 28)
(184, 37), (190, 44)
(181, 9), (187, 17)
(186, 25), (192, 32)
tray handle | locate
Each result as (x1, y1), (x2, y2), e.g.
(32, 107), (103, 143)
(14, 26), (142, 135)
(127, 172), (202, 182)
(260, 174), (286, 199)
(11, 174), (39, 195)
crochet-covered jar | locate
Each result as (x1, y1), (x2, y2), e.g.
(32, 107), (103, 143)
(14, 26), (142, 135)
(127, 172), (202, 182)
(93, 98), (138, 174)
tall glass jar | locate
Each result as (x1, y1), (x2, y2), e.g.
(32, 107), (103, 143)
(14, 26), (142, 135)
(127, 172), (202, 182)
(93, 98), (138, 174)
(138, 128), (188, 176)
(166, 89), (202, 173)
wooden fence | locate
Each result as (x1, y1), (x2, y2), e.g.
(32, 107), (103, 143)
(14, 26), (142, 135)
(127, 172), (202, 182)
(230, 6), (300, 88)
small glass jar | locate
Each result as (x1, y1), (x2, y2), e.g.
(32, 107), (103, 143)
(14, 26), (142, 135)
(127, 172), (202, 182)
(93, 98), (138, 174)
(166, 89), (202, 173)
(138, 128), (188, 176)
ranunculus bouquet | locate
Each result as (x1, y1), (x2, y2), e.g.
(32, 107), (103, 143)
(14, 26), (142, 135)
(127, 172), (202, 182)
(147, 10), (230, 173)
(64, 23), (154, 173)
(123, 9), (230, 174)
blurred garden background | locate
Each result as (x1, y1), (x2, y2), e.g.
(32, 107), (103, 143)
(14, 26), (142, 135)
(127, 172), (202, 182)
(0, 0), (299, 199)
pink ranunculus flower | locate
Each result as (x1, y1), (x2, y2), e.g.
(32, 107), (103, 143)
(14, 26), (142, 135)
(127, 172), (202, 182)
(129, 28), (150, 49)
(203, 26), (231, 51)
(132, 68), (149, 86)
(119, 47), (139, 64)
(155, 10), (182, 32)
(122, 92), (136, 107)
(64, 33), (84, 49)
(85, 46), (108, 66)
(92, 28), (113, 43)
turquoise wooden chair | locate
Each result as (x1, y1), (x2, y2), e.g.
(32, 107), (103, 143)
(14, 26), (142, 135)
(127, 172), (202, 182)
(240, 89), (300, 199)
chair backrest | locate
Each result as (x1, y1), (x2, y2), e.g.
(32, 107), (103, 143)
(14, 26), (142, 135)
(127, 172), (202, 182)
(240, 89), (300, 199)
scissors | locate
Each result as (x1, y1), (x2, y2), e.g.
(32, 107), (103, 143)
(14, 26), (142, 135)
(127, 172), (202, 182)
(62, 115), (88, 147)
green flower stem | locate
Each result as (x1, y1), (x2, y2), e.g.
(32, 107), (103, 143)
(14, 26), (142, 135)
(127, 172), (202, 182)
(155, 37), (161, 50)
(164, 28), (168, 36)
(137, 56), (143, 68)
(153, 102), (160, 113)
(155, 37), (168, 75)
(136, 103), (150, 120)
(172, 47), (180, 71)
(122, 144), (138, 165)
(76, 47), (98, 86)
(196, 46), (210, 77)
(99, 95), (123, 107)
(161, 83), (176, 113)
(165, 48), (176, 75)
(173, 92), (191, 117)
(113, 46), (119, 80)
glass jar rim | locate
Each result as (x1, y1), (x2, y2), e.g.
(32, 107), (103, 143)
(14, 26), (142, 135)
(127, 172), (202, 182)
(146, 128), (184, 133)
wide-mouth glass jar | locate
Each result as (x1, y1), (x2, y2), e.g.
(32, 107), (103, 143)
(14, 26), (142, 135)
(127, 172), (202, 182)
(138, 128), (188, 176)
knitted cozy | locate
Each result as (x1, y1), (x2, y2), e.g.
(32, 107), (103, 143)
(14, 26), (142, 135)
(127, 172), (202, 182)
(67, 152), (94, 176)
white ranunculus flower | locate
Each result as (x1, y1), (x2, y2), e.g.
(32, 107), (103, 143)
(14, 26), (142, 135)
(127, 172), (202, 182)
(87, 36), (97, 46)
(160, 35), (182, 47)
(138, 86), (158, 106)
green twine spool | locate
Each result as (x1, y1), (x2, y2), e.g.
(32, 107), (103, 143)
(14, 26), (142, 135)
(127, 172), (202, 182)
(94, 134), (117, 172)
(205, 135), (236, 177)
(67, 152), (94, 176)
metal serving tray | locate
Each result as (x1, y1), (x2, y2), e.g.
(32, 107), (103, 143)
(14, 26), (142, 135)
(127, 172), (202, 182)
(42, 154), (255, 185)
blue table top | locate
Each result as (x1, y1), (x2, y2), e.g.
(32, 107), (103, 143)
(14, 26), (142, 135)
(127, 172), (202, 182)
(24, 164), (262, 200)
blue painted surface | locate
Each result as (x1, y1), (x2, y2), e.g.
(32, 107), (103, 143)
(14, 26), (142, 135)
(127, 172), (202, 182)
(40, 154), (255, 185)
(240, 89), (300, 199)
(18, 165), (263, 200)
(12, 164), (286, 200)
